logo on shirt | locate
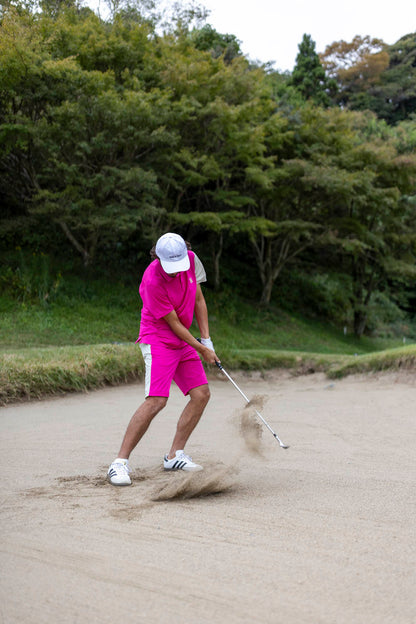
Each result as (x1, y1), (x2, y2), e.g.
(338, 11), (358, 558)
(189, 278), (193, 283)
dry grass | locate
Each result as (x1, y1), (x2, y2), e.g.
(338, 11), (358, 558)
(327, 344), (416, 378)
(0, 344), (144, 404)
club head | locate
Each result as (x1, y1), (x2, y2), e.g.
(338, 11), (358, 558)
(274, 434), (289, 449)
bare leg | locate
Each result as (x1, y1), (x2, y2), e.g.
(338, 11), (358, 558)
(117, 396), (167, 459)
(167, 384), (210, 459)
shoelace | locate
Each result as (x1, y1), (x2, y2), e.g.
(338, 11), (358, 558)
(177, 452), (192, 462)
(113, 462), (131, 474)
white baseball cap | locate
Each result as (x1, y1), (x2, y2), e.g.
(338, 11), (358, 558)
(155, 232), (190, 273)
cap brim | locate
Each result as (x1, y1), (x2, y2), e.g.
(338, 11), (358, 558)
(160, 254), (190, 274)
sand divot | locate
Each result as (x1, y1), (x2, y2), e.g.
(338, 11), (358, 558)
(23, 475), (108, 501)
(148, 395), (269, 501)
(20, 395), (269, 508)
(149, 463), (238, 501)
(147, 394), (269, 501)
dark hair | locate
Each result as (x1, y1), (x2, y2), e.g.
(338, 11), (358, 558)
(150, 240), (192, 260)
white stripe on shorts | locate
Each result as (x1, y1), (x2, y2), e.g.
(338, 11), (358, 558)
(139, 343), (152, 397)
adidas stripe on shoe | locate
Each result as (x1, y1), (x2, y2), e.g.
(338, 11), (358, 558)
(163, 450), (203, 472)
(107, 459), (132, 485)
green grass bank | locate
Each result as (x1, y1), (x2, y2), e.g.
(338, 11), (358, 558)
(1, 282), (415, 405)
(1, 343), (415, 406)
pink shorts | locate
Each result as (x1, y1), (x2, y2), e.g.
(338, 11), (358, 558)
(139, 342), (208, 397)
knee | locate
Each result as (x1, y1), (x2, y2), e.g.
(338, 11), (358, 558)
(192, 385), (210, 407)
(146, 396), (168, 415)
(202, 385), (211, 404)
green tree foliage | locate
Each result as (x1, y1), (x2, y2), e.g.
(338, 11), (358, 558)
(33, 86), (176, 264)
(321, 33), (416, 124)
(0, 5), (176, 264)
(376, 33), (416, 123)
(290, 34), (335, 106)
(293, 108), (416, 336)
(1, 2), (415, 338)
(191, 23), (242, 63)
(148, 35), (279, 287)
(238, 102), (416, 327)
(320, 36), (389, 111)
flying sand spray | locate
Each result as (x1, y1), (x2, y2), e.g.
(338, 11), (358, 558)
(215, 361), (289, 449)
(150, 358), (289, 501)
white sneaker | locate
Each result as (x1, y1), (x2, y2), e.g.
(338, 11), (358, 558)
(163, 450), (203, 472)
(107, 459), (132, 485)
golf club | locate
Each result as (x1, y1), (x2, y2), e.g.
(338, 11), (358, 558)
(215, 361), (290, 449)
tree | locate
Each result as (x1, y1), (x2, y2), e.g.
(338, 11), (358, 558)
(151, 36), (278, 290)
(301, 109), (416, 336)
(0, 7), (59, 216)
(375, 33), (416, 123)
(320, 35), (389, 111)
(0, 4), (177, 264)
(290, 34), (335, 106)
(31, 85), (179, 265)
(191, 24), (242, 63)
(245, 103), (416, 327)
(168, 210), (254, 289)
(236, 109), (324, 305)
(321, 33), (416, 124)
(39, 0), (78, 19)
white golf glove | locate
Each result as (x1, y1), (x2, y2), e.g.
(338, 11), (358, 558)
(200, 337), (214, 351)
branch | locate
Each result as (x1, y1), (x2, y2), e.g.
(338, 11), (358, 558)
(57, 220), (90, 266)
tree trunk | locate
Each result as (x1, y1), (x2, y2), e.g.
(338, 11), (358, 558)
(259, 276), (274, 306)
(211, 232), (223, 290)
(353, 310), (367, 338)
(352, 262), (377, 337)
(57, 220), (91, 266)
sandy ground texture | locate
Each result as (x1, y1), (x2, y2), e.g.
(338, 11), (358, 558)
(1, 369), (415, 624)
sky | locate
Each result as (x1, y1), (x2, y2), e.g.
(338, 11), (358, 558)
(89, 0), (415, 72)
(195, 0), (415, 71)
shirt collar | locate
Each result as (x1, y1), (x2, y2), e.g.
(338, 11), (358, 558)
(156, 259), (179, 282)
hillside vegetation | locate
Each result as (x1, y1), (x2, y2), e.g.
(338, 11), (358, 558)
(1, 2), (415, 404)
(1, 279), (414, 404)
(1, 4), (415, 342)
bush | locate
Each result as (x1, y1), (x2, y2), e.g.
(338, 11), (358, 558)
(273, 269), (353, 326)
(0, 249), (62, 305)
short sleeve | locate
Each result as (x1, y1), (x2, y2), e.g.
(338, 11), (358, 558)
(194, 253), (207, 284)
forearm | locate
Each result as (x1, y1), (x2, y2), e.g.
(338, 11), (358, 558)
(163, 309), (219, 364)
(166, 313), (205, 354)
(194, 293), (210, 339)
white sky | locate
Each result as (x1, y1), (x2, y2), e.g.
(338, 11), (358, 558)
(89, 0), (415, 72)
(198, 0), (415, 71)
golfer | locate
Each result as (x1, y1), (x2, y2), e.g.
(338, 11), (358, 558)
(108, 232), (220, 485)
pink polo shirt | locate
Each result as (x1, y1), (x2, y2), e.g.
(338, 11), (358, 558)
(138, 251), (197, 348)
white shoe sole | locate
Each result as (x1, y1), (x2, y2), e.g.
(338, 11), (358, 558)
(164, 465), (203, 472)
(107, 475), (132, 486)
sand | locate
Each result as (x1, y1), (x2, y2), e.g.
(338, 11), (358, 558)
(1, 370), (415, 624)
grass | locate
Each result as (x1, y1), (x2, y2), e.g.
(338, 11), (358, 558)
(2, 342), (415, 406)
(0, 282), (409, 353)
(327, 345), (416, 379)
(0, 278), (415, 405)
(0, 344), (144, 404)
(0, 280), (139, 348)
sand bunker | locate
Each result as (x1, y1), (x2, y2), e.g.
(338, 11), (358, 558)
(2, 372), (415, 624)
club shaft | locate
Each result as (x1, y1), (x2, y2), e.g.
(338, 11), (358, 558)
(217, 363), (289, 448)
